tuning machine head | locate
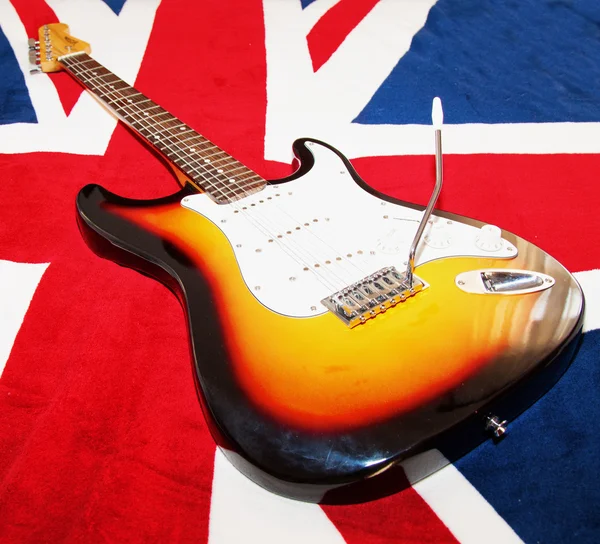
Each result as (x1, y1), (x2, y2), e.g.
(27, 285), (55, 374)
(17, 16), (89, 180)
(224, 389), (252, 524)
(27, 23), (91, 74)
(28, 38), (42, 74)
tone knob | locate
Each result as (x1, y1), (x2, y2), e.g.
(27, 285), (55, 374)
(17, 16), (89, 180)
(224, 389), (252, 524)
(475, 224), (503, 252)
(424, 220), (451, 249)
(376, 229), (404, 254)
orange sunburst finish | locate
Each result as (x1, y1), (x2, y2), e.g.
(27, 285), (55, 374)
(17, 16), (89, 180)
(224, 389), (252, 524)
(111, 200), (537, 432)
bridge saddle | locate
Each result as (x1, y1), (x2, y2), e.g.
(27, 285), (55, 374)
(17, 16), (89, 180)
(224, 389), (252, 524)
(321, 266), (426, 328)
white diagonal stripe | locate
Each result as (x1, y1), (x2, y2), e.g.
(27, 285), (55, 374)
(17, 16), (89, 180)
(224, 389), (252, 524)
(208, 449), (346, 544)
(263, 0), (600, 162)
(0, 260), (49, 376)
(402, 450), (523, 544)
(0, 0), (161, 155)
(312, 0), (436, 124)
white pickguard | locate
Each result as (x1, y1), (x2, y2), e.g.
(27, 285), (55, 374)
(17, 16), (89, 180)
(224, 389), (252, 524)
(181, 141), (517, 318)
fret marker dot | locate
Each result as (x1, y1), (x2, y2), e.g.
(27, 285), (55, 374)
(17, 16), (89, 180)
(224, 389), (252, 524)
(218, 169), (223, 174)
(189, 148), (196, 152)
(204, 159), (210, 163)
(180, 127), (185, 131)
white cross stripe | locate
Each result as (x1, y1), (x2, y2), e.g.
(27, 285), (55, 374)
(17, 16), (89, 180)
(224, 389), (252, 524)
(0, 260), (49, 377)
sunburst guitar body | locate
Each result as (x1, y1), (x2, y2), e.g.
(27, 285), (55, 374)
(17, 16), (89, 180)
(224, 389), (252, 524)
(33, 23), (584, 503)
(77, 139), (584, 502)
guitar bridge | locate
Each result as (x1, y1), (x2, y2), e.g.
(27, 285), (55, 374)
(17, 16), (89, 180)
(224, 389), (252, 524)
(321, 266), (426, 328)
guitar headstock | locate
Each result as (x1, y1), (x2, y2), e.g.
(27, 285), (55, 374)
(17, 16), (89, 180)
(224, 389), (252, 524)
(29, 23), (91, 74)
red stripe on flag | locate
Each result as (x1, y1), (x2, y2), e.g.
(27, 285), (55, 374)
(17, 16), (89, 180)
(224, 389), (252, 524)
(323, 480), (458, 543)
(307, 0), (380, 72)
(0, 0), (269, 540)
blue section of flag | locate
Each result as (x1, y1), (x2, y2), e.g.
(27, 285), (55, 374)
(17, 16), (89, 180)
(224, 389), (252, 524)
(355, 0), (600, 125)
(456, 329), (600, 544)
(301, 0), (319, 9)
(100, 0), (127, 15)
(0, 27), (37, 125)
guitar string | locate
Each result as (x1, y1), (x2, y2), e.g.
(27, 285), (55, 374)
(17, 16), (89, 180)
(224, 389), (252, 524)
(62, 55), (379, 290)
(63, 56), (378, 286)
(70, 66), (365, 292)
(62, 62), (354, 294)
(60, 56), (370, 291)
(60, 56), (354, 294)
(61, 55), (379, 292)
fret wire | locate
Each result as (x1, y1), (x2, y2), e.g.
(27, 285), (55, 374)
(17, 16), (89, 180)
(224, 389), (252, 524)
(61, 55), (265, 199)
(180, 140), (231, 159)
(71, 66), (226, 180)
(65, 62), (234, 196)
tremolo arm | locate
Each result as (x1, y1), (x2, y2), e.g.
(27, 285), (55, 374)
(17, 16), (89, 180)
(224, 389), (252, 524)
(322, 98), (443, 328)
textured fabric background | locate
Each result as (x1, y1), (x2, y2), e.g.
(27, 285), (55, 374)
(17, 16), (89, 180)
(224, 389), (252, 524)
(1, 1), (599, 542)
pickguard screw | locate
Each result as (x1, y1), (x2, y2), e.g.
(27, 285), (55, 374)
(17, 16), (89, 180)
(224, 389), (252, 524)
(221, 219), (226, 223)
(458, 280), (465, 286)
(289, 277), (296, 282)
(254, 286), (261, 291)
(340, 171), (344, 174)
(545, 277), (552, 283)
(311, 306), (317, 311)
(383, 215), (389, 219)
(507, 247), (514, 252)
(236, 244), (242, 248)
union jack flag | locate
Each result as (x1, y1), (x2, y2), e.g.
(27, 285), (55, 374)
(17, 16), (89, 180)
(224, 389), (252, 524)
(1, 1), (599, 542)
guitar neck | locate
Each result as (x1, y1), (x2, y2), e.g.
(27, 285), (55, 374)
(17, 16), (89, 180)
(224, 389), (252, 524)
(59, 52), (266, 203)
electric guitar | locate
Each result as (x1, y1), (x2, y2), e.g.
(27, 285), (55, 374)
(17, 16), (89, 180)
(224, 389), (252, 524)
(31, 24), (584, 503)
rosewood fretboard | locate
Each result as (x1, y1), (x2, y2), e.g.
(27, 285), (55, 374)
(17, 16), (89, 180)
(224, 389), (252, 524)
(59, 52), (266, 203)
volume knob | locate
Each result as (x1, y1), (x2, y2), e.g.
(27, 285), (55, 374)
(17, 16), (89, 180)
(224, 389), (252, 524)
(475, 225), (503, 252)
(424, 220), (451, 249)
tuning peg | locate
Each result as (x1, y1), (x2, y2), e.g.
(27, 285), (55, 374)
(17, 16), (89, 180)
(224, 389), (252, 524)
(27, 37), (36, 48)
